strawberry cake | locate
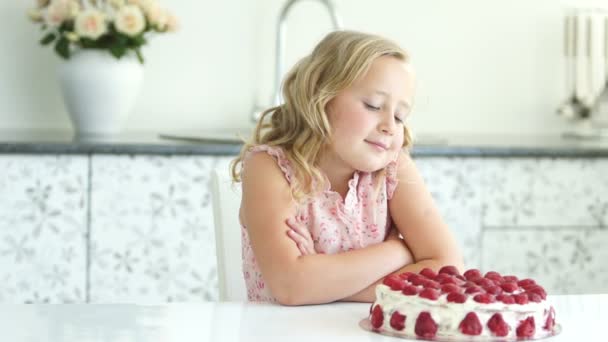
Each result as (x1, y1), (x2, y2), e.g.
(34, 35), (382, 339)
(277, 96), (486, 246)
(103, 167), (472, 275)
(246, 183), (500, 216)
(367, 266), (558, 340)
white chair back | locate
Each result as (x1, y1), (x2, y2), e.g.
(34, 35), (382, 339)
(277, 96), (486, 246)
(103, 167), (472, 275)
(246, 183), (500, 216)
(211, 168), (247, 301)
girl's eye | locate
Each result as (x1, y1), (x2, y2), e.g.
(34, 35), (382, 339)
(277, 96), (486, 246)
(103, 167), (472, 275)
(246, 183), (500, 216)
(394, 115), (404, 123)
(364, 103), (380, 111)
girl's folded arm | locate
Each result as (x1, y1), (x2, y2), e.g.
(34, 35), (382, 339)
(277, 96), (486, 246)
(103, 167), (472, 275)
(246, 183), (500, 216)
(388, 151), (464, 272)
(241, 153), (410, 306)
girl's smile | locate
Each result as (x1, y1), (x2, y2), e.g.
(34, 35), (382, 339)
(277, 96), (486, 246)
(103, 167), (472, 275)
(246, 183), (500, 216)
(364, 139), (390, 151)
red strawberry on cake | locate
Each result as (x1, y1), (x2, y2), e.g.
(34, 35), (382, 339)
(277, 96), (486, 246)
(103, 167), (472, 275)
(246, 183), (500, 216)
(366, 266), (558, 340)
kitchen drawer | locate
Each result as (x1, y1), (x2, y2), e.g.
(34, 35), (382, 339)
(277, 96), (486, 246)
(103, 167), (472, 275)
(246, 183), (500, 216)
(481, 158), (608, 228)
(416, 157), (484, 269)
(89, 155), (233, 302)
(481, 228), (608, 294)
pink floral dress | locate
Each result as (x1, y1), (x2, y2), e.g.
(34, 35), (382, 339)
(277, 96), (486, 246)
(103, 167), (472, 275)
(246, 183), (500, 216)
(240, 145), (399, 302)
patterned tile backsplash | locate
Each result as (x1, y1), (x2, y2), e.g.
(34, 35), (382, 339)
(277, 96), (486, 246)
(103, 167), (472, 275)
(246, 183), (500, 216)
(481, 158), (608, 227)
(0, 155), (87, 303)
(482, 229), (608, 294)
(0, 154), (606, 302)
(89, 155), (230, 303)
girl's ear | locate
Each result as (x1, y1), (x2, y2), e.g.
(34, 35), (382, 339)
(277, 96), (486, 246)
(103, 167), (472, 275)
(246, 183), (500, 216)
(324, 99), (333, 116)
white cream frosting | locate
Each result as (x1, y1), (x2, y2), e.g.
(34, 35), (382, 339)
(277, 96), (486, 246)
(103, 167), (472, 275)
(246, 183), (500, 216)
(372, 284), (555, 340)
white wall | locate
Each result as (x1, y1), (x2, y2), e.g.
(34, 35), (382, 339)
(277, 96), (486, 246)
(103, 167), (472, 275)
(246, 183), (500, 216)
(1, 0), (606, 136)
(3, 0), (257, 133)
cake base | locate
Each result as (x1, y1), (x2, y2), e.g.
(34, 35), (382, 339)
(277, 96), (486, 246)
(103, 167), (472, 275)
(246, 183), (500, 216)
(359, 318), (561, 341)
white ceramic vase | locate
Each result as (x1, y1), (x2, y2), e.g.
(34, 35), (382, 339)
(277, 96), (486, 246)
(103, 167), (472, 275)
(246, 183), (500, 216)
(58, 49), (144, 137)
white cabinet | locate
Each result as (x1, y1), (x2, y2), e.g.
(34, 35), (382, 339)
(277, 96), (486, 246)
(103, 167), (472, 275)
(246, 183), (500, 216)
(417, 157), (608, 294)
(481, 158), (608, 227)
(1, 153), (606, 302)
(478, 158), (608, 294)
(416, 157), (484, 270)
(481, 229), (608, 294)
(0, 155), (87, 303)
(89, 155), (233, 302)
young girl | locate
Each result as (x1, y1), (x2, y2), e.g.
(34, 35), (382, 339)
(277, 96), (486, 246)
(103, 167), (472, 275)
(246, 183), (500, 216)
(231, 30), (463, 305)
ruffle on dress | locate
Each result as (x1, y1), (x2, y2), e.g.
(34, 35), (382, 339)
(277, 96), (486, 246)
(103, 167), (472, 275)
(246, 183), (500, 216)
(385, 159), (399, 200)
(244, 144), (295, 185)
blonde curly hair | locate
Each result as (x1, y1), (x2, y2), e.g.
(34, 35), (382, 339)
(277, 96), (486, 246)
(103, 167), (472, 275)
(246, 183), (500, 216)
(231, 30), (413, 201)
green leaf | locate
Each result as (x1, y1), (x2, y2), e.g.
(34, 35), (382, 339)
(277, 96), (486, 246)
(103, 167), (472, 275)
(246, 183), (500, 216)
(110, 44), (127, 59)
(58, 22), (67, 33)
(132, 35), (146, 47)
(40, 32), (56, 45)
(135, 48), (144, 64)
(100, 37), (114, 49)
(80, 38), (96, 48)
(116, 34), (129, 45)
(54, 37), (70, 59)
(64, 20), (74, 31)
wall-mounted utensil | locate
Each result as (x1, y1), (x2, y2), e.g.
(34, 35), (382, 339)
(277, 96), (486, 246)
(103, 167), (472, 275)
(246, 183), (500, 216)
(558, 13), (589, 119)
(562, 8), (608, 139)
(590, 16), (608, 128)
(575, 12), (593, 116)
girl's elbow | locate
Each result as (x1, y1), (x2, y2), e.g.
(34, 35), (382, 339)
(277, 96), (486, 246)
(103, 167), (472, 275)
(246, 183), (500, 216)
(274, 291), (304, 306)
(428, 255), (464, 273)
(271, 283), (309, 306)
(442, 255), (465, 272)
(266, 271), (309, 306)
(453, 259), (465, 273)
(266, 257), (326, 305)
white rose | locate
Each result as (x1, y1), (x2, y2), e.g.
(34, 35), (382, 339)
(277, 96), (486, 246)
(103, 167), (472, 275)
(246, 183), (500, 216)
(44, 0), (71, 27)
(146, 5), (167, 30)
(114, 5), (145, 37)
(126, 0), (152, 9)
(27, 8), (44, 22)
(37, 0), (50, 8)
(109, 0), (125, 10)
(63, 31), (79, 42)
(74, 9), (107, 40)
(67, 0), (80, 19)
(166, 12), (178, 32)
(136, 0), (157, 17)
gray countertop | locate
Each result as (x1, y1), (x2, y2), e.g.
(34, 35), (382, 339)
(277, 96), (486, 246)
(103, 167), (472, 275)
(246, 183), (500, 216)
(0, 130), (243, 156)
(1, 130), (608, 157)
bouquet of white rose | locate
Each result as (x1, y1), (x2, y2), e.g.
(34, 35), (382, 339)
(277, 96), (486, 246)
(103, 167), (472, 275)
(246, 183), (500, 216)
(27, 0), (178, 64)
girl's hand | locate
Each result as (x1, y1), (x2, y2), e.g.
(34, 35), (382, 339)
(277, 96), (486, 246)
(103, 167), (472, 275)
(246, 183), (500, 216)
(385, 226), (414, 264)
(286, 217), (316, 256)
(385, 226), (401, 242)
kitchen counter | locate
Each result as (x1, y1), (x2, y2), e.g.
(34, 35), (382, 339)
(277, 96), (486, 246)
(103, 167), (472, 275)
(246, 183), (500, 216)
(2, 294), (604, 341)
(0, 130), (244, 156)
(2, 130), (608, 157)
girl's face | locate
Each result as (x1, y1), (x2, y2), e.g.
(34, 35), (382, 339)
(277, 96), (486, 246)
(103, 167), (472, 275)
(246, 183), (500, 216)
(325, 55), (415, 173)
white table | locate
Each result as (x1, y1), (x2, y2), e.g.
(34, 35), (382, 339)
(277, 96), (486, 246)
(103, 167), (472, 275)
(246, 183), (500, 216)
(2, 295), (605, 341)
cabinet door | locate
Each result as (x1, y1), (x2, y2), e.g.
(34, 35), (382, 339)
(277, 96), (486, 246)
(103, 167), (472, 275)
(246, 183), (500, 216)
(0, 155), (87, 303)
(482, 158), (608, 228)
(480, 157), (608, 294)
(481, 229), (608, 294)
(89, 155), (233, 302)
(415, 157), (484, 269)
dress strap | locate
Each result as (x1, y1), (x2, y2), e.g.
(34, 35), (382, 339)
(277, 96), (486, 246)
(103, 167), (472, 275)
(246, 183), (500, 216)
(243, 145), (295, 185)
(385, 159), (399, 200)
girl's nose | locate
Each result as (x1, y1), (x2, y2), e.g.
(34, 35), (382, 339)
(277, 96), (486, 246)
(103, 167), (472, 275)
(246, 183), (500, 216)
(379, 113), (396, 135)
